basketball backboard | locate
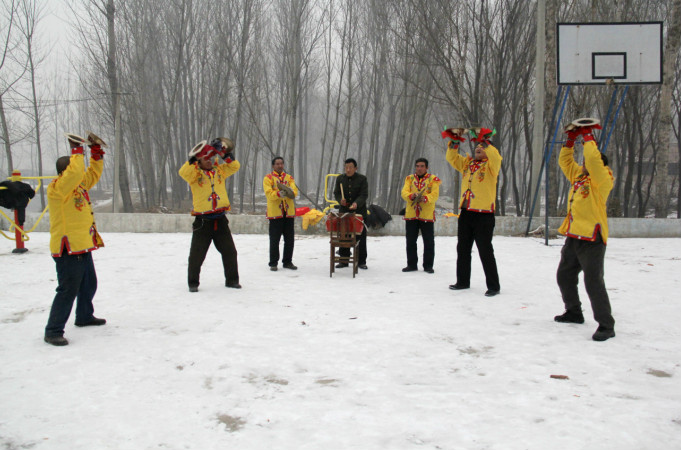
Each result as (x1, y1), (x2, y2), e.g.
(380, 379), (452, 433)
(557, 22), (663, 85)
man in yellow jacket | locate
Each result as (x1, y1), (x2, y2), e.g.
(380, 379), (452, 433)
(554, 122), (616, 342)
(263, 156), (299, 271)
(179, 138), (240, 292)
(445, 128), (502, 297)
(44, 133), (106, 346)
(401, 158), (441, 273)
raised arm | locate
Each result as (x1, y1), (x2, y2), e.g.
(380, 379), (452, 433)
(484, 144), (502, 176)
(52, 150), (86, 197)
(445, 140), (470, 174)
(583, 141), (613, 193)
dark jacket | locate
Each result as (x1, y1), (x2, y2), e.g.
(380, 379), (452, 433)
(0, 180), (36, 226)
(334, 172), (369, 217)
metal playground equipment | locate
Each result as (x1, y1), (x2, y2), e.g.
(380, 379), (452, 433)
(0, 170), (56, 253)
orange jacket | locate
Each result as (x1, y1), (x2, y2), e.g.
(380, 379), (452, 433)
(263, 171), (299, 219)
(47, 152), (104, 256)
(558, 141), (614, 243)
(401, 173), (441, 221)
(446, 143), (502, 213)
(179, 159), (240, 215)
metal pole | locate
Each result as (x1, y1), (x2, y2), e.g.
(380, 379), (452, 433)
(9, 171), (28, 253)
(113, 92), (121, 213)
(11, 208), (27, 253)
(531, 0), (546, 219)
(525, 85), (563, 235)
(599, 86), (619, 143)
(544, 86), (571, 246)
(602, 86), (628, 154)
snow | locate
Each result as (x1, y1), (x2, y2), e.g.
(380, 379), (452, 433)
(1, 231), (681, 449)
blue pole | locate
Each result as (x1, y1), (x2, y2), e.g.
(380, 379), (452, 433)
(599, 86), (619, 143)
(544, 85), (571, 246)
(602, 86), (629, 154)
(525, 85), (564, 235)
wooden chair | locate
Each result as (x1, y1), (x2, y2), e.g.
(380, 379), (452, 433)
(328, 212), (360, 277)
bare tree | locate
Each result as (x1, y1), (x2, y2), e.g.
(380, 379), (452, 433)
(67, 0), (134, 211)
(34, 0), (676, 219)
(0, 0), (28, 176)
(16, 0), (47, 207)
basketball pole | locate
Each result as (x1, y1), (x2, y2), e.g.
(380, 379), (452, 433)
(525, 85), (565, 236)
(599, 86), (619, 142)
(601, 86), (628, 154)
(544, 87), (571, 246)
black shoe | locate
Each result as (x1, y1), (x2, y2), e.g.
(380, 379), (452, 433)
(554, 309), (585, 324)
(226, 283), (242, 289)
(592, 326), (616, 341)
(424, 268), (434, 274)
(449, 284), (469, 290)
(270, 266), (278, 271)
(402, 266), (418, 272)
(75, 317), (106, 327)
(358, 264), (368, 270)
(283, 263), (298, 270)
(484, 289), (500, 297)
(189, 286), (199, 292)
(44, 336), (69, 346)
(335, 263), (348, 268)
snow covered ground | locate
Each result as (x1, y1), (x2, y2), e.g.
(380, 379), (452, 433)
(1, 231), (680, 450)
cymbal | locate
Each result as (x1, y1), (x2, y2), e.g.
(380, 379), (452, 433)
(86, 131), (108, 148)
(565, 117), (600, 131)
(443, 126), (467, 136)
(216, 137), (235, 152)
(64, 133), (91, 146)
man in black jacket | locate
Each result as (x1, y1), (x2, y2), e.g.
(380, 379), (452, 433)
(333, 158), (369, 269)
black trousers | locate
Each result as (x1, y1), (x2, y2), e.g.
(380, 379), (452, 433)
(405, 220), (435, 270)
(188, 215), (239, 288)
(339, 226), (367, 265)
(269, 217), (295, 266)
(456, 209), (500, 290)
(556, 235), (614, 329)
(45, 251), (97, 337)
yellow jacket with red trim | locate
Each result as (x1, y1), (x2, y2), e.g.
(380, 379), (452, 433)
(558, 141), (614, 243)
(401, 173), (441, 221)
(47, 152), (104, 256)
(179, 159), (240, 215)
(446, 143), (502, 213)
(263, 171), (298, 219)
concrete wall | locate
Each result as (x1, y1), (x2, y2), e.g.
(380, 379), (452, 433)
(2, 212), (679, 238)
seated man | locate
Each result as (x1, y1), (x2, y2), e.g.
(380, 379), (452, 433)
(333, 158), (369, 269)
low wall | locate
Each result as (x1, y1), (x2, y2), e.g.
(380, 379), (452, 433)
(2, 212), (679, 238)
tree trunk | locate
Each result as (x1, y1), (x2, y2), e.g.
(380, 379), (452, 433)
(544, 0), (559, 216)
(654, 0), (681, 217)
(0, 95), (13, 176)
(105, 0), (133, 211)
